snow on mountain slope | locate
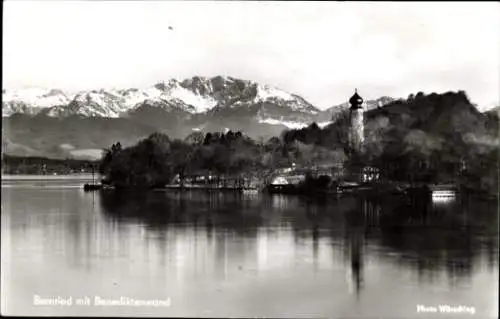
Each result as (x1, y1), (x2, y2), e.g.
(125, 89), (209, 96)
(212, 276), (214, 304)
(257, 117), (332, 130)
(118, 88), (150, 108)
(253, 84), (317, 114)
(3, 88), (74, 108)
(256, 84), (295, 102)
(2, 83), (218, 117)
(2, 88), (75, 116)
(258, 117), (309, 130)
(318, 121), (333, 128)
(45, 90), (129, 118)
(163, 84), (217, 113)
(2, 76), (319, 118)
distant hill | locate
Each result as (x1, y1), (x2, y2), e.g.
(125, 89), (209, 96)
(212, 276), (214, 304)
(2, 114), (158, 159)
(364, 90), (495, 140)
(484, 106), (500, 133)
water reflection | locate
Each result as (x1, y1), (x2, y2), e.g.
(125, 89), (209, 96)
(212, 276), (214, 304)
(377, 195), (497, 280)
(2, 182), (498, 317)
(99, 191), (498, 291)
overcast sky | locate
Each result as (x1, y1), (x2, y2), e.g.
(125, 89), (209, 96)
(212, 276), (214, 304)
(3, 1), (499, 110)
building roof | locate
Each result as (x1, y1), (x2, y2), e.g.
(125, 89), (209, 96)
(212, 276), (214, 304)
(271, 175), (306, 185)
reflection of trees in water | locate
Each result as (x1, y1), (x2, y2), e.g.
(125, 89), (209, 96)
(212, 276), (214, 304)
(360, 195), (498, 284)
(99, 190), (498, 289)
(99, 190), (265, 234)
(286, 194), (497, 294)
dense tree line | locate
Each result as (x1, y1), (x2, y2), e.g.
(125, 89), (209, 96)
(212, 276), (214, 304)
(1, 155), (98, 175)
(98, 128), (349, 189)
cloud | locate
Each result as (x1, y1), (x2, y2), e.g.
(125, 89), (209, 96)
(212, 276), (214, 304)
(69, 149), (103, 161)
(59, 143), (75, 151)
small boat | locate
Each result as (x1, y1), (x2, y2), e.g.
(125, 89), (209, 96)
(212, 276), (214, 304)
(83, 166), (102, 191)
(431, 190), (456, 198)
(83, 183), (102, 191)
(430, 184), (457, 199)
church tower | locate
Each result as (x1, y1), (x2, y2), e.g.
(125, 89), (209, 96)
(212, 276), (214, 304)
(348, 89), (364, 154)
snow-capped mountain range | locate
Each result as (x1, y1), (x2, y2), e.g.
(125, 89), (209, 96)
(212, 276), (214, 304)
(2, 76), (318, 119)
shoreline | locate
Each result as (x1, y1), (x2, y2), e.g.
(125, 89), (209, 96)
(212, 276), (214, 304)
(82, 182), (498, 200)
(2, 174), (96, 181)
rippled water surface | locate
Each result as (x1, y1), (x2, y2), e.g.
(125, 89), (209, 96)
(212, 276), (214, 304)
(1, 177), (498, 317)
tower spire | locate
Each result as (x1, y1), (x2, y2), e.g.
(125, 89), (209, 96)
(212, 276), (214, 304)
(349, 89), (363, 110)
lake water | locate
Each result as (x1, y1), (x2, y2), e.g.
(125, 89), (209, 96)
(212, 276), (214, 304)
(1, 176), (498, 318)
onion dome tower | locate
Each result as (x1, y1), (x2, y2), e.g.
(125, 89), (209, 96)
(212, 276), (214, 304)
(348, 89), (364, 154)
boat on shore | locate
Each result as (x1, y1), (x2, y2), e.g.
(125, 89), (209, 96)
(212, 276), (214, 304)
(82, 168), (106, 191)
(431, 190), (456, 198)
(83, 182), (114, 191)
(83, 183), (102, 191)
(429, 184), (458, 199)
